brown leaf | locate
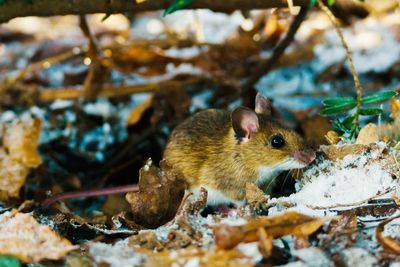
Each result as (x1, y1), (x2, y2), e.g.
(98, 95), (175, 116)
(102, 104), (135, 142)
(125, 159), (186, 228)
(147, 246), (253, 267)
(257, 227), (273, 258)
(391, 98), (400, 118)
(0, 211), (77, 263)
(0, 149), (29, 200)
(300, 115), (331, 148)
(128, 231), (164, 251)
(376, 214), (400, 253)
(127, 94), (154, 126)
(214, 211), (326, 249)
(325, 130), (341, 145)
(320, 143), (384, 162)
(3, 118), (42, 167)
(355, 123), (379, 145)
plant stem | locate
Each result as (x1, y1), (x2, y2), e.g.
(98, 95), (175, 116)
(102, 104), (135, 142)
(317, 0), (362, 131)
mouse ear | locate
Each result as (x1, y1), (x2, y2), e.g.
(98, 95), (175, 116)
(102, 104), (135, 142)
(255, 93), (272, 115)
(231, 107), (259, 142)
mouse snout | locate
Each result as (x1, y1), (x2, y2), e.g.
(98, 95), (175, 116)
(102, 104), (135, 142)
(293, 149), (316, 165)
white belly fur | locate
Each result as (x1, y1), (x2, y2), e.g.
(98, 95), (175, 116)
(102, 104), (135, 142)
(191, 187), (245, 206)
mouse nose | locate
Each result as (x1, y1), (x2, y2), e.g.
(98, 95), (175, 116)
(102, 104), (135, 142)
(293, 149), (316, 165)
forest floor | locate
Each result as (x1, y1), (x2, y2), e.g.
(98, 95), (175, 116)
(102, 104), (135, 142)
(0, 5), (399, 267)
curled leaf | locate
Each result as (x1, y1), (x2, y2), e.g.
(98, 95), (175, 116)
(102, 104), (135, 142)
(213, 212), (326, 249)
(376, 214), (400, 253)
(125, 160), (186, 228)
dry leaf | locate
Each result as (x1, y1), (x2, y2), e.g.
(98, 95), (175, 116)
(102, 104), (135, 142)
(0, 211), (77, 263)
(300, 115), (331, 147)
(391, 98), (400, 118)
(0, 149), (29, 200)
(320, 143), (384, 162)
(147, 246), (253, 267)
(128, 231), (164, 251)
(325, 130), (341, 145)
(126, 159), (186, 228)
(356, 123), (379, 145)
(213, 211), (326, 249)
(127, 95), (154, 126)
(391, 195), (400, 206)
(376, 214), (400, 253)
(257, 227), (273, 258)
(3, 118), (42, 167)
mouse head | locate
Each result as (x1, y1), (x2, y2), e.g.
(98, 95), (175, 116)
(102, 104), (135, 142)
(231, 93), (315, 172)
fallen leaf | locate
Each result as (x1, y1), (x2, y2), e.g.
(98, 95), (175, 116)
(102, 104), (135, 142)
(125, 159), (186, 228)
(325, 130), (341, 145)
(0, 149), (29, 200)
(356, 123), (379, 145)
(320, 143), (384, 162)
(213, 211), (326, 249)
(391, 98), (400, 118)
(3, 118), (42, 168)
(128, 231), (164, 251)
(0, 211), (77, 263)
(300, 115), (331, 147)
(147, 246), (253, 267)
(127, 95), (154, 126)
(257, 227), (273, 258)
(376, 214), (400, 253)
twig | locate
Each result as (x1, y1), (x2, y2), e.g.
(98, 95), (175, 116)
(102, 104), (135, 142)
(79, 15), (106, 99)
(305, 187), (395, 210)
(317, 0), (362, 133)
(0, 48), (84, 93)
(241, 6), (308, 98)
(38, 76), (202, 102)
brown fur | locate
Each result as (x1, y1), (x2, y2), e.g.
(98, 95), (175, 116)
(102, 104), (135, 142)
(163, 109), (308, 201)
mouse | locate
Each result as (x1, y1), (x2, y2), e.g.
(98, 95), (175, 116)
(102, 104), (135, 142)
(42, 93), (315, 207)
(163, 93), (315, 205)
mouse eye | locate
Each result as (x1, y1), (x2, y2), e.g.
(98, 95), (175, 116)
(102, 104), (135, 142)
(270, 135), (285, 149)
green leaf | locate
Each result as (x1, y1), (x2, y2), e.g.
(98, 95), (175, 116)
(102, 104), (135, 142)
(327, 0), (335, 6)
(322, 97), (356, 107)
(332, 119), (348, 134)
(341, 115), (355, 129)
(320, 102), (356, 115)
(361, 90), (397, 104)
(0, 256), (21, 267)
(349, 124), (360, 139)
(359, 108), (383, 116)
(163, 0), (193, 16)
(308, 0), (317, 8)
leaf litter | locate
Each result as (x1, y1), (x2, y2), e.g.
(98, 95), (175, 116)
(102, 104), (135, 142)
(0, 3), (399, 267)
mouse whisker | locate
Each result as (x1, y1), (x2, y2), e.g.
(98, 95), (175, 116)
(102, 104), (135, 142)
(280, 170), (292, 194)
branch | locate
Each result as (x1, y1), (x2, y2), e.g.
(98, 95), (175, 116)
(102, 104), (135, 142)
(241, 6), (308, 98)
(0, 0), (367, 24)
